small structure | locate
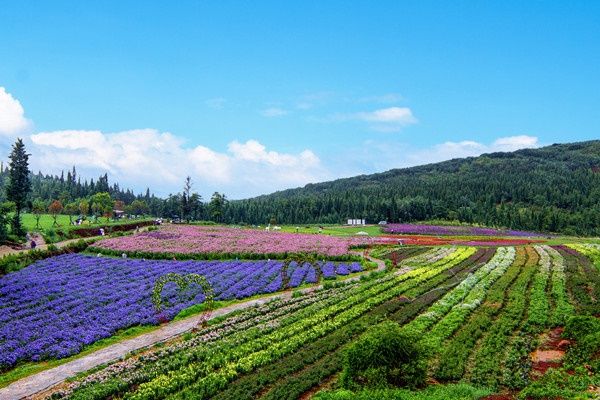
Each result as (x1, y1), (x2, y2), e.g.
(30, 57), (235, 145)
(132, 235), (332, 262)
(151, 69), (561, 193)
(113, 209), (125, 218)
(347, 218), (366, 226)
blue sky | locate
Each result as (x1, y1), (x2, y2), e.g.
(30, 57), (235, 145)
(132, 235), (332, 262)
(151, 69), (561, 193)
(1, 1), (599, 198)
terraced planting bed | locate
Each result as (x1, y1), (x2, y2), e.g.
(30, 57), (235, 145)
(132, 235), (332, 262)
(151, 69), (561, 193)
(1, 228), (599, 400)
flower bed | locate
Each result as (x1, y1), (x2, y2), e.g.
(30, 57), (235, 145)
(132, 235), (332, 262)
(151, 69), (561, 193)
(373, 234), (542, 247)
(383, 223), (545, 237)
(94, 225), (361, 258)
(0, 254), (360, 369)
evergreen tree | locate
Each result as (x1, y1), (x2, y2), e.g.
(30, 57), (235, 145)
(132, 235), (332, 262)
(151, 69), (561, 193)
(6, 138), (31, 236)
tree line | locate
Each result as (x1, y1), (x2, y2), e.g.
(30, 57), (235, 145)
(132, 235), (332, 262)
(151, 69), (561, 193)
(221, 141), (600, 236)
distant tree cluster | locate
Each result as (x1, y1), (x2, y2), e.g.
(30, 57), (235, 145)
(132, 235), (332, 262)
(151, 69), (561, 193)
(222, 141), (600, 236)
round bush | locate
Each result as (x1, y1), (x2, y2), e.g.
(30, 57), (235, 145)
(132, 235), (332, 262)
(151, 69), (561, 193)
(341, 321), (429, 390)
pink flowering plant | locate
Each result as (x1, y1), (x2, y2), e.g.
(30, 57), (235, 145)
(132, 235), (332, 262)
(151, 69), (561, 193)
(94, 225), (362, 259)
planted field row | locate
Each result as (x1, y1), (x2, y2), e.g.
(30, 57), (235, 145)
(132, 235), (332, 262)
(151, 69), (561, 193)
(52, 247), (478, 400)
(556, 245), (600, 315)
(225, 249), (495, 400)
(474, 245), (576, 390)
(93, 225), (366, 258)
(466, 247), (537, 389)
(434, 246), (532, 383)
(0, 254), (361, 369)
(404, 246), (515, 347)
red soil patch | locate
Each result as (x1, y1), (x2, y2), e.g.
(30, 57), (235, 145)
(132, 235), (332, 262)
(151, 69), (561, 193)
(530, 327), (568, 377)
(531, 349), (565, 363)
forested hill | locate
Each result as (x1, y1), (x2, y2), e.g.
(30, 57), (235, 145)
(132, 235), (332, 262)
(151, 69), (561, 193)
(224, 140), (600, 236)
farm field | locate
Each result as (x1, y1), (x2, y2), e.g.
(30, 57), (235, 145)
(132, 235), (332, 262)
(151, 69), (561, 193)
(0, 225), (599, 400)
(92, 224), (365, 259)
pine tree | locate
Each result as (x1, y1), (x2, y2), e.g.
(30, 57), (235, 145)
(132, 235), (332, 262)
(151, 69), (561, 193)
(6, 139), (31, 236)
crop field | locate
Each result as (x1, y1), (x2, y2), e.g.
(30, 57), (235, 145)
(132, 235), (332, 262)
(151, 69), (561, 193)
(93, 225), (365, 258)
(0, 225), (599, 400)
(382, 223), (546, 237)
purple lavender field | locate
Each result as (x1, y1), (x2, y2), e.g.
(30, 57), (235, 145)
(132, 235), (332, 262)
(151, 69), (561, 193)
(382, 223), (544, 237)
(0, 254), (361, 368)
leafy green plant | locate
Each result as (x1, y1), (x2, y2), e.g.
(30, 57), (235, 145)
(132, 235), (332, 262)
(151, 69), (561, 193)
(341, 322), (429, 390)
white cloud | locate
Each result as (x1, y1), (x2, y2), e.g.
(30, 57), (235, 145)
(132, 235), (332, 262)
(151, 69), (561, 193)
(0, 87), (31, 136)
(29, 130), (326, 198)
(327, 107), (417, 132)
(349, 135), (540, 173)
(356, 107), (417, 124)
(492, 135), (539, 151)
(261, 107), (288, 117)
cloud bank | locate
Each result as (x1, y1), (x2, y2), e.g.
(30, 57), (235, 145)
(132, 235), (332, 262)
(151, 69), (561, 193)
(0, 87), (31, 136)
(29, 130), (326, 198)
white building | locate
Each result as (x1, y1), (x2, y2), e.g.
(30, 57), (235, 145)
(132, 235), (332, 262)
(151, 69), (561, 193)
(347, 218), (366, 226)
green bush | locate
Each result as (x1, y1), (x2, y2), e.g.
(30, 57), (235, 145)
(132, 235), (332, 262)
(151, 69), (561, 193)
(518, 367), (598, 399)
(563, 315), (600, 341)
(341, 321), (429, 390)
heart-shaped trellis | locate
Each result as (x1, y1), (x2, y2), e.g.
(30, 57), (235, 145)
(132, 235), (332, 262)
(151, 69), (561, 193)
(152, 273), (215, 324)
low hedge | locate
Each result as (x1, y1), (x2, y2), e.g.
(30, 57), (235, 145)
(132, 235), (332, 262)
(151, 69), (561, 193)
(68, 220), (155, 238)
(87, 246), (363, 262)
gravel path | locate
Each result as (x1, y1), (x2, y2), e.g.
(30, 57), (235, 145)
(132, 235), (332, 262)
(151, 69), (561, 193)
(0, 254), (386, 400)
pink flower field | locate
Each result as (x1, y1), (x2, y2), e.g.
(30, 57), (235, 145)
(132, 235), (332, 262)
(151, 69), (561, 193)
(95, 225), (359, 257)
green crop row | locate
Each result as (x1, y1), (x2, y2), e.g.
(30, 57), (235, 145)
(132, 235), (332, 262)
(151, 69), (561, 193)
(218, 249), (490, 400)
(468, 248), (539, 389)
(434, 247), (529, 382)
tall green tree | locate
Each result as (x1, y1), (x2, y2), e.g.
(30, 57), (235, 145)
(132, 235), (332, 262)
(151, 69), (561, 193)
(181, 176), (193, 222)
(209, 192), (227, 222)
(6, 139), (31, 236)
(90, 192), (114, 222)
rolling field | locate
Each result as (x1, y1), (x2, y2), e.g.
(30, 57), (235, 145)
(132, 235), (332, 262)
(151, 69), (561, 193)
(0, 225), (599, 399)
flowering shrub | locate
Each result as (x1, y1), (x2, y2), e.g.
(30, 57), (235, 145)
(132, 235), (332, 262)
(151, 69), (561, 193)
(0, 254), (360, 368)
(94, 225), (362, 257)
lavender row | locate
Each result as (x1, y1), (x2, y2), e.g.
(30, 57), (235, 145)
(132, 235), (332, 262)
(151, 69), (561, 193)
(383, 223), (544, 237)
(0, 254), (361, 369)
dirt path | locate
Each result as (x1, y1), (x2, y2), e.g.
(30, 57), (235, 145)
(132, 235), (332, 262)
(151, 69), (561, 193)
(0, 254), (388, 400)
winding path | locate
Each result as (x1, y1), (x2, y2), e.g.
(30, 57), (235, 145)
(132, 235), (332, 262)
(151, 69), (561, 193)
(0, 254), (386, 400)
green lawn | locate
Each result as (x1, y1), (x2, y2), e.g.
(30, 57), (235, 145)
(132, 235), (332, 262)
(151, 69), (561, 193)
(277, 224), (384, 237)
(18, 213), (153, 243)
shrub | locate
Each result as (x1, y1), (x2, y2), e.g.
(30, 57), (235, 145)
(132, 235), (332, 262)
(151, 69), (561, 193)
(518, 367), (597, 399)
(563, 315), (600, 341)
(341, 321), (429, 390)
